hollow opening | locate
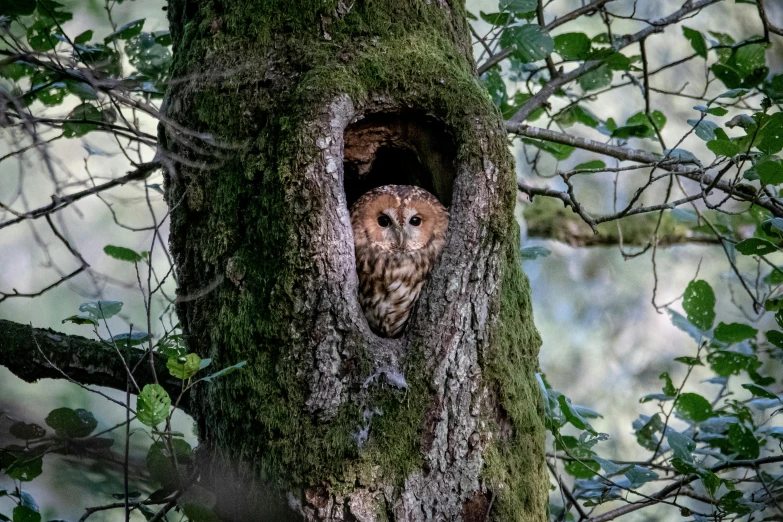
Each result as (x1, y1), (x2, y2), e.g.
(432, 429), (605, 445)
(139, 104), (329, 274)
(343, 112), (457, 209)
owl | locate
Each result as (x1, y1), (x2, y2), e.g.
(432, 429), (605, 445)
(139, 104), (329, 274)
(350, 185), (449, 338)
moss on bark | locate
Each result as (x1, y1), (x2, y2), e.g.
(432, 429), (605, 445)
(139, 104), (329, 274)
(164, 0), (546, 519)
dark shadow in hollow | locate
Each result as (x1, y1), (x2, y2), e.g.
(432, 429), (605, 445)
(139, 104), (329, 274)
(343, 112), (457, 209)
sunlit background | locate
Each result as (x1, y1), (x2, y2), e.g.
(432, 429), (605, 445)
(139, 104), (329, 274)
(1, 0), (781, 520)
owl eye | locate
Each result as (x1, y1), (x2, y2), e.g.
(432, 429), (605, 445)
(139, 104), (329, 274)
(409, 216), (421, 226)
(377, 215), (391, 227)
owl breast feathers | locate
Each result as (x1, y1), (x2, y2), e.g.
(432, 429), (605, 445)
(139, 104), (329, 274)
(350, 185), (449, 338)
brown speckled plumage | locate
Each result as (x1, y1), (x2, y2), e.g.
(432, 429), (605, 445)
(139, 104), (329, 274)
(350, 185), (449, 338)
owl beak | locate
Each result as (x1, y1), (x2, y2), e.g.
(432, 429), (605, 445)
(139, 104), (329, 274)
(393, 226), (406, 251)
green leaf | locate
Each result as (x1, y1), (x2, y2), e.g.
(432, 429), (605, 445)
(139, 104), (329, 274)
(761, 217), (783, 237)
(111, 331), (149, 346)
(521, 246), (551, 260)
(756, 113), (783, 155)
(707, 350), (761, 377)
(763, 266), (783, 285)
(688, 119), (718, 141)
(667, 431), (696, 462)
(704, 106), (728, 116)
(712, 64), (742, 89)
(554, 33), (591, 60)
(699, 469), (721, 496)
(197, 361), (247, 383)
(578, 64), (612, 91)
(732, 42), (767, 77)
(766, 330), (783, 348)
(482, 68), (506, 109)
(728, 424), (759, 459)
(676, 393), (713, 422)
(126, 33), (172, 83)
(633, 414), (662, 450)
(499, 24), (554, 63)
(563, 459), (599, 479)
(104, 19), (145, 43)
(628, 110), (666, 133)
(146, 439), (192, 489)
(0, 0), (37, 16)
(674, 356), (703, 366)
(713, 322), (757, 343)
(682, 27), (707, 58)
(574, 160), (605, 170)
(593, 456), (623, 474)
(136, 384), (171, 427)
(682, 280), (715, 331)
(709, 31), (735, 63)
(12, 506), (40, 522)
(167, 353), (202, 380)
(707, 139), (740, 157)
(757, 158), (783, 185)
(61, 314), (98, 326)
(104, 245), (142, 262)
(152, 30), (172, 46)
(554, 105), (600, 129)
(499, 0), (536, 13)
(668, 309), (704, 342)
(6, 455), (42, 483)
(557, 395), (593, 432)
(27, 21), (57, 51)
(659, 372), (676, 396)
(625, 466), (658, 486)
(62, 103), (102, 138)
(65, 80), (98, 100)
(9, 423), (45, 441)
(605, 52), (632, 71)
(611, 125), (650, 139)
(742, 383), (780, 400)
(74, 29), (92, 45)
(45, 407), (97, 438)
(479, 11), (511, 25)
(520, 138), (574, 160)
(79, 300), (122, 319)
(665, 148), (700, 164)
(735, 237), (778, 255)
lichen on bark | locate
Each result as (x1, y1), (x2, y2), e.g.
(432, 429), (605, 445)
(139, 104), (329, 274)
(162, 0), (547, 519)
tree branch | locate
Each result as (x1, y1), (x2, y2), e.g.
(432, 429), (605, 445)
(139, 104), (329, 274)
(523, 197), (719, 247)
(0, 319), (186, 412)
(0, 162), (159, 231)
(587, 455), (783, 522)
(507, 123), (780, 217)
(477, 0), (617, 75)
(504, 0), (723, 123)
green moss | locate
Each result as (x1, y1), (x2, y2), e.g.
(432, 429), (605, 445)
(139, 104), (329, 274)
(524, 196), (694, 246)
(481, 220), (548, 520)
(165, 0), (545, 514)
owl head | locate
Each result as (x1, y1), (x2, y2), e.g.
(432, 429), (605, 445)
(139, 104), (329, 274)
(350, 185), (449, 254)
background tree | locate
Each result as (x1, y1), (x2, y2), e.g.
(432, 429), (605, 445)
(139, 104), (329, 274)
(1, 1), (783, 522)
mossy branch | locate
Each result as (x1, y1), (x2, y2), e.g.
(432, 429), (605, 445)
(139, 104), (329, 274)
(0, 319), (186, 412)
(523, 198), (719, 247)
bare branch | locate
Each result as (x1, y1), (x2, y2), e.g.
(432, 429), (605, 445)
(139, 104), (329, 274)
(0, 162), (160, 231)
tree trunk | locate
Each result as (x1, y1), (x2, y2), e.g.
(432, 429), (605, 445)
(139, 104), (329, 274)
(162, 1), (547, 520)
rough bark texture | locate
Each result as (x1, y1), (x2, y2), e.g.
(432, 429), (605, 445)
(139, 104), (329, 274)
(162, 1), (546, 520)
(0, 320), (183, 408)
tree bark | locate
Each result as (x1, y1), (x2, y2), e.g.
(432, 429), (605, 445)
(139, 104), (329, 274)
(166, 0), (546, 519)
